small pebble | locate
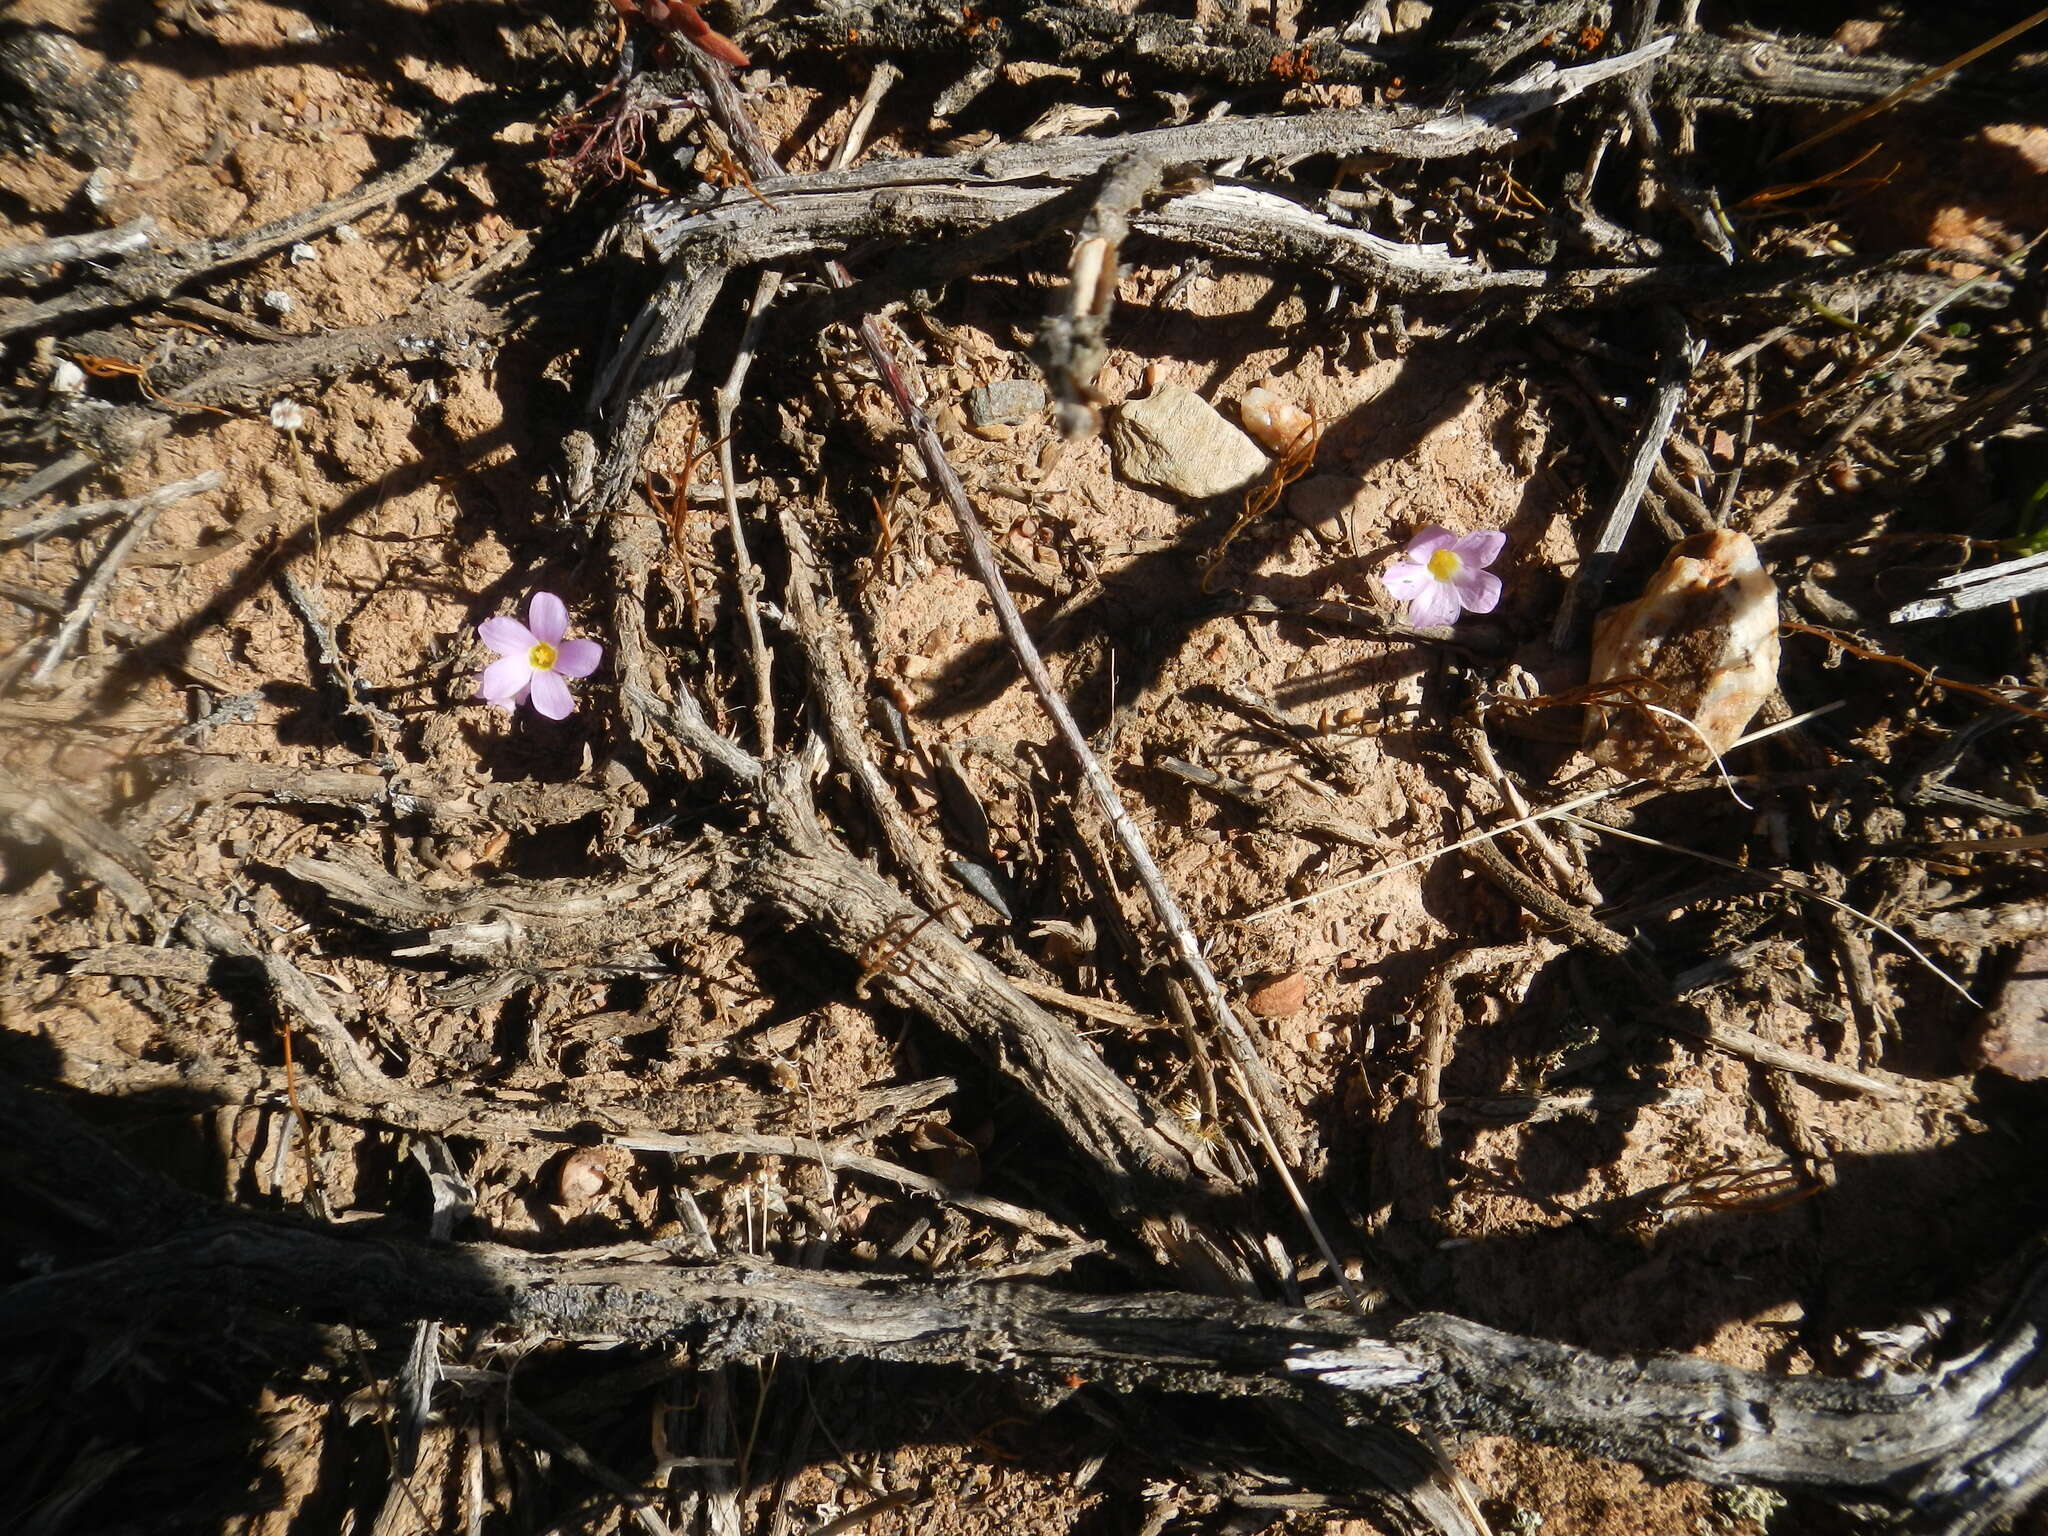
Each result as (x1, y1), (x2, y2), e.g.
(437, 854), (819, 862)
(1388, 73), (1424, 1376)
(966, 378), (1048, 430)
(48, 358), (86, 396)
(1973, 940), (2048, 1080)
(557, 1147), (611, 1204)
(334, 222), (361, 243)
(1240, 382), (1315, 455)
(1286, 474), (1361, 543)
(1110, 385), (1268, 499)
(261, 288), (294, 314)
(288, 241), (318, 264)
(1246, 971), (1309, 1018)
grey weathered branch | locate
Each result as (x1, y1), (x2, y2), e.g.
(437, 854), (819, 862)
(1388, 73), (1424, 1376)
(0, 215), (155, 280)
(5, 1187), (2046, 1534)
(0, 137), (455, 342)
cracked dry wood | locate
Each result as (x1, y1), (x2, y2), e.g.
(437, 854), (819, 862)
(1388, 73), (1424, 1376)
(5, 1115), (2045, 1536)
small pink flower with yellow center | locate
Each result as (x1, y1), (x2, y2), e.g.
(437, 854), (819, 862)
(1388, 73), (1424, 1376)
(477, 592), (604, 720)
(1381, 525), (1505, 627)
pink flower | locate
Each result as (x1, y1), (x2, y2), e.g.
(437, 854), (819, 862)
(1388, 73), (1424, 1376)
(477, 592), (604, 719)
(1381, 525), (1505, 627)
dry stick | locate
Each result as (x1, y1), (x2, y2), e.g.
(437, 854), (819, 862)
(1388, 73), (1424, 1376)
(712, 270), (782, 756)
(1462, 821), (1908, 1101)
(1039, 150), (1165, 437)
(0, 784), (155, 915)
(1771, 4), (2048, 164)
(0, 451), (93, 513)
(0, 137), (456, 342)
(19, 1184), (2048, 1532)
(1243, 704), (1845, 922)
(828, 60), (901, 173)
(613, 1129), (1083, 1243)
(1557, 814), (1976, 1008)
(683, 54), (1356, 1313)
(0, 469), (221, 548)
(1891, 549), (2048, 623)
(1551, 310), (1702, 649)
(855, 240), (1366, 1312)
(279, 568), (403, 753)
(27, 489), (177, 684)
(780, 507), (971, 933)
(0, 215), (155, 279)
(179, 907), (402, 1106)
(1739, 377), (1895, 532)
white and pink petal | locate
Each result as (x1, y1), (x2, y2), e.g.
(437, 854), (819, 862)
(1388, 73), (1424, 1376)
(1406, 581), (1465, 628)
(1381, 560), (1435, 601)
(1452, 568), (1502, 615)
(527, 592), (570, 646)
(528, 670), (576, 719)
(479, 617), (536, 656)
(552, 638), (604, 679)
(479, 655), (534, 705)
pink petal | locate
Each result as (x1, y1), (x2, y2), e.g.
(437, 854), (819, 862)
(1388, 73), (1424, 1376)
(479, 655), (534, 705)
(1452, 568), (1502, 615)
(1406, 581), (1465, 628)
(1450, 530), (1505, 569)
(552, 638), (604, 679)
(1381, 559), (1435, 601)
(479, 617), (535, 656)
(528, 669), (575, 719)
(1403, 526), (1456, 561)
(527, 592), (569, 646)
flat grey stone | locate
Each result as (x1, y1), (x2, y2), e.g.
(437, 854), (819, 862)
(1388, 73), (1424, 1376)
(967, 378), (1048, 429)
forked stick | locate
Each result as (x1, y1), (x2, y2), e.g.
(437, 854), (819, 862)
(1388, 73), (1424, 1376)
(682, 51), (1358, 1310)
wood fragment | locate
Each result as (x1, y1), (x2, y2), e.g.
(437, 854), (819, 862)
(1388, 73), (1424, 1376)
(1039, 151), (1165, 437)
(713, 270), (782, 755)
(0, 215), (154, 279)
(0, 137), (456, 342)
(1889, 550), (2048, 624)
(1551, 310), (1703, 649)
(780, 509), (967, 932)
(27, 485), (177, 684)
(0, 470), (221, 548)
(0, 784), (155, 914)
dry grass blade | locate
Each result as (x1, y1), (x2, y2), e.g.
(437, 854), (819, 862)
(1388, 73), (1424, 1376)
(1771, 5), (2048, 164)
(1557, 815), (1977, 1007)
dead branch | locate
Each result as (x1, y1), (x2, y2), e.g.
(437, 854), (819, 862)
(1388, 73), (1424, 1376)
(0, 784), (156, 915)
(779, 507), (969, 930)
(134, 758), (616, 838)
(0, 215), (155, 280)
(1037, 151), (1164, 436)
(6, 1142), (2047, 1536)
(725, 835), (1230, 1218)
(285, 846), (719, 970)
(0, 137), (456, 342)
(0, 469), (221, 548)
(712, 271), (784, 758)
(25, 478), (185, 684)
(1551, 310), (1702, 648)
(278, 569), (403, 755)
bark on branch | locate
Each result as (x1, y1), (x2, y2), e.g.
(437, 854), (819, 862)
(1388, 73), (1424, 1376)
(6, 1182), (2045, 1534)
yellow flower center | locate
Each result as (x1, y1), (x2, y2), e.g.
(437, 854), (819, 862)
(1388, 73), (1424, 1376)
(1427, 548), (1463, 582)
(529, 641), (558, 672)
